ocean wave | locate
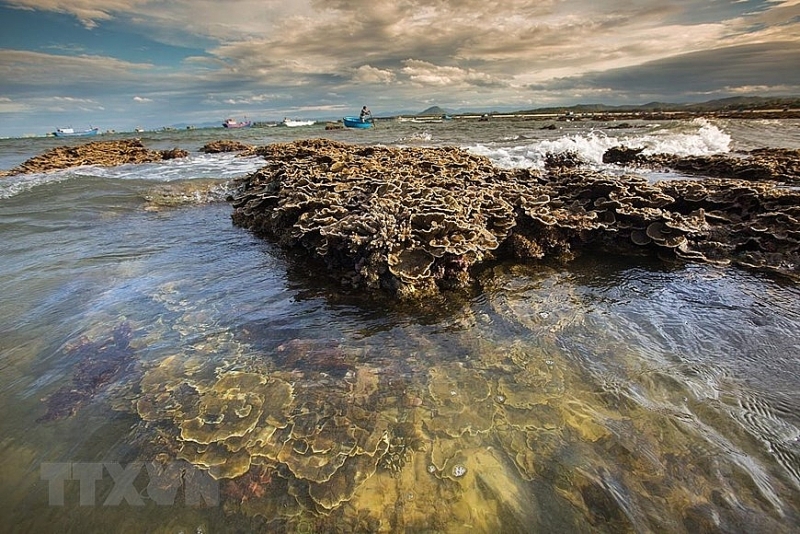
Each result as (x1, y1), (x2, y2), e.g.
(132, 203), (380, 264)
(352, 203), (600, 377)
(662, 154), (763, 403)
(469, 118), (731, 169)
(0, 171), (75, 200)
(0, 153), (265, 200)
(89, 152), (265, 181)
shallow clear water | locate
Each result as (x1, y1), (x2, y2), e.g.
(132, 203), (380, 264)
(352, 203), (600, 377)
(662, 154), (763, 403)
(1, 118), (799, 532)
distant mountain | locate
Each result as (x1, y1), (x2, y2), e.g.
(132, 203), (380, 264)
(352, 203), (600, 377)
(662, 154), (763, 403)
(518, 96), (800, 115)
(683, 96), (799, 111)
(418, 106), (450, 116)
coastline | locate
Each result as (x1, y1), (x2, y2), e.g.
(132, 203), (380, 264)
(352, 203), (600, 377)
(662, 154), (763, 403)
(402, 108), (800, 124)
(3, 107), (800, 141)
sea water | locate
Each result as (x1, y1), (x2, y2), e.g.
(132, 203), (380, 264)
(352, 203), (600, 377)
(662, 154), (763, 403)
(1, 118), (799, 532)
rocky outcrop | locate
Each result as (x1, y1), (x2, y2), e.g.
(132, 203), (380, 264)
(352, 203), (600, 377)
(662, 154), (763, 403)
(200, 140), (255, 154)
(603, 147), (800, 184)
(230, 139), (800, 297)
(1, 139), (188, 176)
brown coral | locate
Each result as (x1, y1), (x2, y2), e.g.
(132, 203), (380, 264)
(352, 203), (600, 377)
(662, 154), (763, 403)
(230, 139), (800, 296)
(4, 139), (187, 175)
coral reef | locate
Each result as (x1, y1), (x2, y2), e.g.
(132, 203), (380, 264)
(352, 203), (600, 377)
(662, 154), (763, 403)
(38, 322), (135, 421)
(1, 139), (187, 176)
(230, 139), (800, 297)
(603, 146), (800, 184)
(200, 140), (255, 154)
(133, 349), (397, 516)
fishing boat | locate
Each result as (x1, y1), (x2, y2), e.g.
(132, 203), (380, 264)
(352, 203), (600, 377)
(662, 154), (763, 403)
(222, 118), (252, 128)
(278, 118), (315, 127)
(342, 116), (374, 129)
(53, 127), (100, 137)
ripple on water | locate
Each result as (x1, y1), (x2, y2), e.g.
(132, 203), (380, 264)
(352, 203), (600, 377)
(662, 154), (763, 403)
(3, 201), (800, 531)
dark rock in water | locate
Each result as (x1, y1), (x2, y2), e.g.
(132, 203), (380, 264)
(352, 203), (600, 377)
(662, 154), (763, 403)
(544, 150), (585, 170)
(160, 147), (189, 159)
(200, 140), (255, 154)
(602, 146), (645, 165)
(1, 139), (188, 176)
(603, 146), (800, 184)
(38, 322), (135, 422)
(230, 139), (800, 298)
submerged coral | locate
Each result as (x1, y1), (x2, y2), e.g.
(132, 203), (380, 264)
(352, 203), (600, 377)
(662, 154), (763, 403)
(38, 322), (135, 421)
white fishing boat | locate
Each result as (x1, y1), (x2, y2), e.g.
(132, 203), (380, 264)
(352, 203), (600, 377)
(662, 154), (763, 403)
(278, 118), (315, 127)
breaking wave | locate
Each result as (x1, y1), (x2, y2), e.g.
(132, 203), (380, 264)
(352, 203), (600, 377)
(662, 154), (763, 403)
(0, 153), (265, 200)
(470, 118), (732, 169)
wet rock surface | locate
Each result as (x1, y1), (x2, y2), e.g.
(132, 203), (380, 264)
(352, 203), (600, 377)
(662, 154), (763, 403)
(231, 139), (800, 297)
(200, 140), (255, 154)
(603, 146), (800, 184)
(1, 139), (187, 176)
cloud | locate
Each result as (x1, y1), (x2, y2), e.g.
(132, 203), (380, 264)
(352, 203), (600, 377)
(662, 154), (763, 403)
(217, 93), (288, 105)
(0, 49), (155, 87)
(5, 0), (150, 28)
(40, 95), (105, 112)
(400, 59), (502, 88)
(544, 42), (800, 101)
(352, 65), (395, 84)
(6, 0), (796, 89)
(0, 96), (30, 113)
(0, 0), (799, 136)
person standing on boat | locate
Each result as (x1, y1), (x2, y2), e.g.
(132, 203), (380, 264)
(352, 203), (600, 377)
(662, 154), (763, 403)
(360, 106), (372, 121)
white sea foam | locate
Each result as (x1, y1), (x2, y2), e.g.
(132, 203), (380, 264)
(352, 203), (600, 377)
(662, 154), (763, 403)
(0, 153), (265, 199)
(0, 119), (736, 199)
(396, 131), (433, 143)
(641, 118), (731, 156)
(0, 170), (74, 200)
(470, 118), (731, 169)
(90, 153), (265, 181)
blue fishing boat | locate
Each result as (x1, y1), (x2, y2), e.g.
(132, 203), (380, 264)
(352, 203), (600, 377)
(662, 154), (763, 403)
(342, 116), (374, 129)
(53, 127), (100, 137)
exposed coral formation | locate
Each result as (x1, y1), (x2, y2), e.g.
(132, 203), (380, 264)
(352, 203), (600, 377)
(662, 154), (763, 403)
(231, 139), (530, 297)
(1, 139), (187, 176)
(200, 140), (255, 154)
(231, 139), (800, 297)
(603, 146), (800, 184)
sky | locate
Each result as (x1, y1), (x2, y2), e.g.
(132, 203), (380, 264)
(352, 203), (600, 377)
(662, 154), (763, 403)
(0, 0), (799, 137)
